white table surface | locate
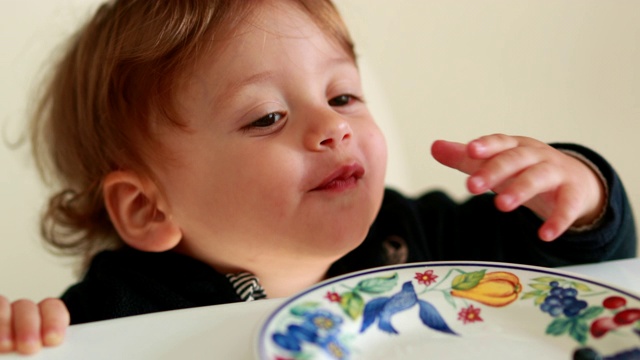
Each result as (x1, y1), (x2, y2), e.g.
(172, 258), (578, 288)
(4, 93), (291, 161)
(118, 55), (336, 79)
(6, 258), (639, 360)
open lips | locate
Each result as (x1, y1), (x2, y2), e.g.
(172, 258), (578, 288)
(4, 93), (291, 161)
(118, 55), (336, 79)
(312, 163), (364, 191)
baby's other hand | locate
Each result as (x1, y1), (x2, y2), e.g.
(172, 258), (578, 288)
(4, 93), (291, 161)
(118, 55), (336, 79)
(0, 296), (69, 355)
(431, 134), (606, 242)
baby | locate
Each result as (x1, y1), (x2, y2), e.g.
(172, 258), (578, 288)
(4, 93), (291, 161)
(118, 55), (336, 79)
(0, 0), (635, 355)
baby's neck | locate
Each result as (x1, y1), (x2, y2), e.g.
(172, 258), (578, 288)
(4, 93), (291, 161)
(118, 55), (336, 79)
(256, 263), (330, 299)
(173, 243), (335, 299)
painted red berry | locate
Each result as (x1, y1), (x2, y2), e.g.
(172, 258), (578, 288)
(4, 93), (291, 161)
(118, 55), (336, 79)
(590, 317), (617, 338)
(613, 309), (640, 326)
(602, 296), (627, 310)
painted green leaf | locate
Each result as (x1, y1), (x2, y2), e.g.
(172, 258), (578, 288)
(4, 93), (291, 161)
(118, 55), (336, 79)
(356, 273), (398, 294)
(295, 351), (314, 360)
(578, 306), (604, 321)
(290, 302), (320, 316)
(534, 294), (547, 306)
(340, 291), (365, 320)
(531, 276), (560, 283)
(546, 318), (572, 336)
(571, 282), (593, 292)
(521, 290), (543, 300)
(529, 283), (552, 291)
(443, 292), (456, 308)
(569, 320), (588, 345)
(451, 270), (486, 290)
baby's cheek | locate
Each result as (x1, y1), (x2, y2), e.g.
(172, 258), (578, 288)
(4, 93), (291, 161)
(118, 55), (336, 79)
(362, 122), (387, 160)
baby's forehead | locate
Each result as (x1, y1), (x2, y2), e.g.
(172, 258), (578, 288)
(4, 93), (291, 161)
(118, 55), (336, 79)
(186, 1), (354, 70)
(175, 5), (356, 99)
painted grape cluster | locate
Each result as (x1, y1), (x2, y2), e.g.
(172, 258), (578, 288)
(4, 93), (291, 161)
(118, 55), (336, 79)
(523, 276), (640, 360)
(523, 276), (605, 345)
(539, 281), (588, 318)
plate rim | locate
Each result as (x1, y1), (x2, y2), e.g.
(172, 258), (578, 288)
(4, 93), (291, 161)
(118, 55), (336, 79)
(255, 260), (640, 359)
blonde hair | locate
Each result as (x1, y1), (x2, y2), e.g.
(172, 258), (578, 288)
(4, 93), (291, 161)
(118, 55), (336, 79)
(30, 0), (355, 266)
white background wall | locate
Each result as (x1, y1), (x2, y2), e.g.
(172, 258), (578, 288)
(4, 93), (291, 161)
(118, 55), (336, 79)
(1, 0), (639, 301)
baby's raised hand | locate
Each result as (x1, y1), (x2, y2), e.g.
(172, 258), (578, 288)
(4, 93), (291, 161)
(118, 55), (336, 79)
(431, 134), (606, 241)
(0, 296), (69, 354)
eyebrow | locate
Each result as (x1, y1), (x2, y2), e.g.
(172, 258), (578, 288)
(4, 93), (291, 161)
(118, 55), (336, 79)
(217, 56), (356, 109)
(227, 56), (353, 94)
(208, 70), (275, 112)
(228, 71), (276, 95)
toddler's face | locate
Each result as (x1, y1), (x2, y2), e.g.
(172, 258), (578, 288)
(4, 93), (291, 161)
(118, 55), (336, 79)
(152, 1), (387, 272)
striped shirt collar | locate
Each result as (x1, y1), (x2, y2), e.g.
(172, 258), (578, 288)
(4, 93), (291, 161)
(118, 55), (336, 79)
(225, 272), (267, 301)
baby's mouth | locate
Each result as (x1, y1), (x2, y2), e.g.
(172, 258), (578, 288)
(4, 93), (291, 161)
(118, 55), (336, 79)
(312, 163), (365, 191)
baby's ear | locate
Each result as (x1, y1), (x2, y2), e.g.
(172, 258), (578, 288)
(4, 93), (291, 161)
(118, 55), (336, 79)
(102, 170), (181, 252)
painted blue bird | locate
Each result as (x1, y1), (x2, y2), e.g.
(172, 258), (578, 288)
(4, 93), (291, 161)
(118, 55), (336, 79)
(360, 281), (457, 335)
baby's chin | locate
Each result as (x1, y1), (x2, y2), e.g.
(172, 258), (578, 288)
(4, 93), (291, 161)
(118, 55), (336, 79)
(310, 214), (377, 258)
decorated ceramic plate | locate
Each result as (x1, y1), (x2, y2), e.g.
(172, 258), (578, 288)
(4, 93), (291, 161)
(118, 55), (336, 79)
(256, 261), (640, 360)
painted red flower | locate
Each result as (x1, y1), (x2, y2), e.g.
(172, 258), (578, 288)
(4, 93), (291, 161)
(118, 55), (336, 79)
(414, 270), (438, 286)
(325, 291), (341, 302)
(458, 305), (483, 324)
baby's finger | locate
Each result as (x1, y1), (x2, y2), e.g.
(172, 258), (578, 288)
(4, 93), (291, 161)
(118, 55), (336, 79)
(493, 162), (561, 212)
(467, 146), (540, 194)
(39, 298), (69, 347)
(538, 186), (583, 241)
(12, 300), (41, 355)
(0, 296), (13, 353)
(466, 133), (521, 159)
(431, 140), (483, 175)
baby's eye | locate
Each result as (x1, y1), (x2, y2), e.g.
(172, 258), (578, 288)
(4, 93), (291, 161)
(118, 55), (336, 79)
(248, 112), (284, 128)
(241, 111), (287, 135)
(328, 94), (357, 107)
